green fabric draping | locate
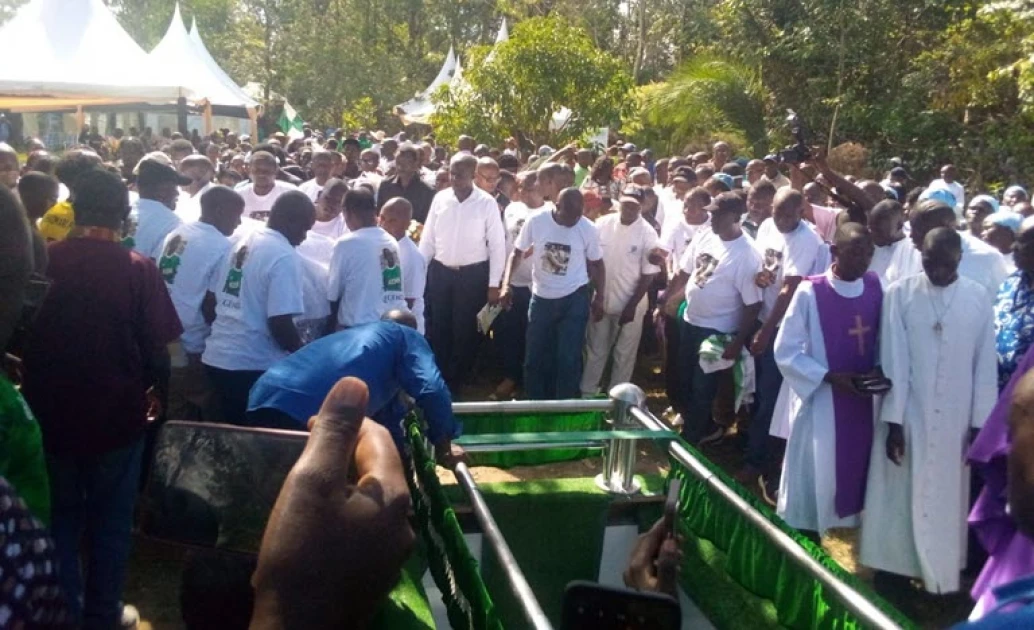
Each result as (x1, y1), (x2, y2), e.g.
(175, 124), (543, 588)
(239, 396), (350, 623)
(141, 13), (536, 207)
(407, 422), (503, 630)
(369, 556), (437, 629)
(0, 375), (50, 524)
(459, 412), (604, 468)
(668, 445), (916, 630)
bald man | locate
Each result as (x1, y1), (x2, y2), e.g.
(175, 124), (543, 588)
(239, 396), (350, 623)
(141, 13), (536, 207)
(419, 153), (506, 395)
(380, 197), (427, 333)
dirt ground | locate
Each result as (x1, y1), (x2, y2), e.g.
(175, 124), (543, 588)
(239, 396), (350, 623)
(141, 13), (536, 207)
(125, 353), (973, 629)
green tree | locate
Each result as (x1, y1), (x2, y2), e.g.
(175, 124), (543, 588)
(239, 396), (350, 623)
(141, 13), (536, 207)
(631, 56), (770, 155)
(431, 16), (633, 147)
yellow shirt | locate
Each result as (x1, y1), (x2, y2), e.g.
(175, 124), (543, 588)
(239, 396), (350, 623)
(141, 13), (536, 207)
(38, 201), (75, 241)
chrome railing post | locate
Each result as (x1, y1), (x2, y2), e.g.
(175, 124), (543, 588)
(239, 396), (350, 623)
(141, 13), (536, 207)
(595, 383), (646, 495)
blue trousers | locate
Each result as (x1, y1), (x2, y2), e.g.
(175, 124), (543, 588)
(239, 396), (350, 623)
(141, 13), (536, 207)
(48, 438), (144, 629)
(494, 285), (532, 384)
(525, 286), (590, 400)
(746, 334), (782, 471)
(676, 321), (724, 442)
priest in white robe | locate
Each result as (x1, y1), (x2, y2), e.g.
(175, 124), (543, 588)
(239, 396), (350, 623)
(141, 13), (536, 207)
(866, 199), (918, 287)
(902, 199), (1008, 300)
(860, 227), (997, 594)
(775, 224), (882, 536)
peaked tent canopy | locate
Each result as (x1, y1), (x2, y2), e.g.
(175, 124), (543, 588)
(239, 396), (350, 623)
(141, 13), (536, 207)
(395, 47), (460, 126)
(0, 0), (192, 112)
(396, 19), (509, 126)
(187, 17), (259, 111)
(149, 5), (258, 110)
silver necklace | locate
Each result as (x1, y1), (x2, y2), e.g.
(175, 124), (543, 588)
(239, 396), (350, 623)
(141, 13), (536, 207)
(930, 281), (958, 334)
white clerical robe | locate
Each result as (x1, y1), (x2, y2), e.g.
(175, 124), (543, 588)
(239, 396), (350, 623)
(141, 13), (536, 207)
(859, 273), (997, 593)
(774, 270), (872, 534)
(867, 238), (918, 288)
(892, 234), (1006, 301)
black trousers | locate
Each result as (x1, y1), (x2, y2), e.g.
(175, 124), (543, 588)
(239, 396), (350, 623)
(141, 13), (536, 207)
(203, 366), (264, 426)
(425, 259), (489, 394)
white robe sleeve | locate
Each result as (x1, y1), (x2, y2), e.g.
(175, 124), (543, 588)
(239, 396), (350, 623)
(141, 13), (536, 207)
(774, 282), (827, 401)
(970, 304), (998, 429)
(878, 282), (909, 426)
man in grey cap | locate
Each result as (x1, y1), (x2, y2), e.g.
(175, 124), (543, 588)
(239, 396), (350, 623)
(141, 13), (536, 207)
(124, 154), (192, 260)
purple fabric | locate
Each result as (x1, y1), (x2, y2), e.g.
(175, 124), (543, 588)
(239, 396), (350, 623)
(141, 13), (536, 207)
(810, 271), (882, 518)
(968, 346), (1034, 615)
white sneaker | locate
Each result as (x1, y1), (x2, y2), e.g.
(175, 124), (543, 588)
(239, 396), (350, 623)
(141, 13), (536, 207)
(121, 604), (140, 629)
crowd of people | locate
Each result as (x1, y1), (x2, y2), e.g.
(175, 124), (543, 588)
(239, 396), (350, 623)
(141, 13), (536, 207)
(3, 120), (1034, 627)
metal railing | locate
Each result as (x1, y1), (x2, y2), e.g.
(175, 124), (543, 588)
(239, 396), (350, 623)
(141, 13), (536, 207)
(447, 384), (903, 630)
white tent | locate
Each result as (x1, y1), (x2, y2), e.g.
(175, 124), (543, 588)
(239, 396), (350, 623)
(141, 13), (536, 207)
(0, 0), (192, 112)
(395, 47), (460, 126)
(395, 19), (509, 125)
(187, 17), (259, 112)
(149, 5), (258, 112)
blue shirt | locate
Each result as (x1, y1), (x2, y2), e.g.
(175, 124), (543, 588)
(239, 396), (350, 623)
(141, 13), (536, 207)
(995, 271), (1034, 390)
(247, 322), (460, 448)
(954, 575), (1034, 629)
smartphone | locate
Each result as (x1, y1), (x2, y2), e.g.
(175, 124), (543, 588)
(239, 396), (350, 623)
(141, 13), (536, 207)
(852, 376), (892, 395)
(663, 478), (681, 539)
(561, 581), (681, 630)
(139, 420), (308, 553)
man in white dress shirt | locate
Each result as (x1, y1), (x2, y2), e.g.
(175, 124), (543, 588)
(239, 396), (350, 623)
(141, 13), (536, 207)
(299, 150), (333, 203)
(379, 197), (427, 333)
(236, 151), (297, 221)
(861, 227), (997, 597)
(775, 223), (880, 541)
(202, 191), (314, 425)
(158, 186), (244, 421)
(581, 193), (661, 396)
(328, 188), (407, 330)
(123, 158), (189, 260)
(419, 154), (506, 395)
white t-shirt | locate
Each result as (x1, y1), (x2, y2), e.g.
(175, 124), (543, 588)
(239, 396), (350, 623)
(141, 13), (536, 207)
(503, 201), (549, 288)
(158, 221), (231, 354)
(679, 230), (763, 333)
(311, 214), (347, 240)
(297, 231), (336, 268)
(753, 218), (828, 323)
(660, 218), (709, 278)
(515, 210), (602, 300)
(235, 180), (298, 220)
(202, 227), (305, 371)
(296, 255), (331, 345)
(398, 235), (427, 334)
(596, 214), (661, 314)
(328, 226), (407, 327)
(176, 182), (215, 224)
(124, 198), (182, 261)
(298, 178), (325, 203)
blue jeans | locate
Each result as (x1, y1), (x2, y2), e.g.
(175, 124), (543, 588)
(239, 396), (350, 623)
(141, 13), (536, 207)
(747, 333), (782, 471)
(494, 285), (532, 384)
(48, 438), (144, 629)
(676, 321), (724, 442)
(525, 286), (590, 400)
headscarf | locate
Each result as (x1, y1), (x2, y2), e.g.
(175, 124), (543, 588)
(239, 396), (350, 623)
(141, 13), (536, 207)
(971, 194), (1001, 214)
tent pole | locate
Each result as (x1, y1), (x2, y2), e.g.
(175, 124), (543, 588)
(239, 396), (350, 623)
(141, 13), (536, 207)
(75, 105), (85, 133)
(176, 97), (188, 135)
(248, 107), (258, 141)
(203, 102), (213, 136)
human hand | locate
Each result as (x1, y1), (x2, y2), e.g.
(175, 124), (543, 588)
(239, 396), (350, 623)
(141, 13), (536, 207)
(487, 286), (501, 306)
(755, 270), (775, 289)
(722, 339), (744, 361)
(824, 372), (864, 396)
(749, 329), (771, 357)
(591, 296), (606, 322)
(435, 441), (468, 468)
(498, 287), (513, 310)
(146, 387), (163, 421)
(251, 378), (414, 630)
(623, 518), (683, 598)
(886, 424), (905, 466)
(647, 247), (669, 266)
(619, 304), (637, 326)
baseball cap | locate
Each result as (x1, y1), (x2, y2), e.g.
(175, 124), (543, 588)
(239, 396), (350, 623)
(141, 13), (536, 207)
(711, 173), (735, 190)
(538, 145), (554, 157)
(706, 191), (746, 217)
(763, 154), (779, 164)
(622, 143), (637, 152)
(136, 156), (191, 186)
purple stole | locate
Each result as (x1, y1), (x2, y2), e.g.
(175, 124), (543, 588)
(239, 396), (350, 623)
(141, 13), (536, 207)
(809, 271), (882, 518)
